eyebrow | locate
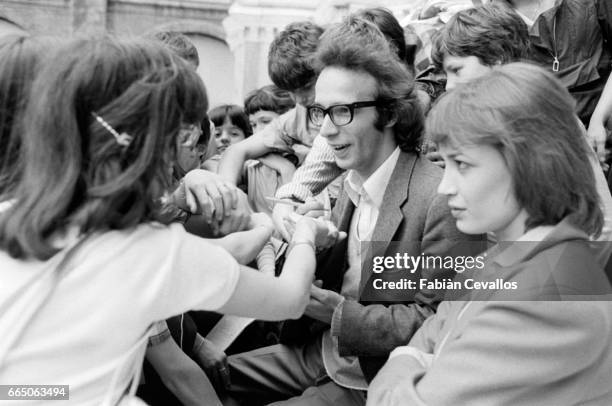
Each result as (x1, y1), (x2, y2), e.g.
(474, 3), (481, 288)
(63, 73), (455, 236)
(312, 101), (359, 108)
(438, 148), (460, 159)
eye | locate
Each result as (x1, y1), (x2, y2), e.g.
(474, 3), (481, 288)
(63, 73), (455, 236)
(214, 130), (222, 138)
(456, 160), (470, 170)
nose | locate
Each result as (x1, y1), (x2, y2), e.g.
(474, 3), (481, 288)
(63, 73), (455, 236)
(437, 167), (457, 196)
(318, 114), (339, 139)
(219, 131), (231, 144)
(445, 76), (456, 91)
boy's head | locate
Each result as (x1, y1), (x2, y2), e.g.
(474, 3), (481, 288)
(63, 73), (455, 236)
(208, 104), (252, 154)
(354, 7), (407, 65)
(268, 21), (324, 106)
(244, 84), (295, 133)
(149, 31), (200, 69)
(431, 3), (530, 89)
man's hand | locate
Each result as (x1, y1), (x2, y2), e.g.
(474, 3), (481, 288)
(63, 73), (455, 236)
(272, 197), (329, 241)
(289, 215), (347, 249)
(179, 169), (239, 222)
(295, 197), (329, 219)
(193, 336), (230, 391)
(303, 282), (344, 324)
(272, 202), (296, 241)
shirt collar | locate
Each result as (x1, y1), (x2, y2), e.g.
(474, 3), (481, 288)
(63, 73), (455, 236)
(344, 147), (400, 208)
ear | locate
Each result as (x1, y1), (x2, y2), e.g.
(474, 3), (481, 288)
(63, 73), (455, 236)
(384, 109), (398, 128)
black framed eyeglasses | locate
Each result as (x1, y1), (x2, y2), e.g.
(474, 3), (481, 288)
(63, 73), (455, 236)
(307, 101), (380, 127)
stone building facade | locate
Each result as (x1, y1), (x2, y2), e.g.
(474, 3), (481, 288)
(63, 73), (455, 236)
(0, 0), (414, 106)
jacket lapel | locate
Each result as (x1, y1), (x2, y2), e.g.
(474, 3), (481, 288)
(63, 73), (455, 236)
(370, 151), (416, 251)
(332, 183), (356, 233)
(359, 151), (417, 299)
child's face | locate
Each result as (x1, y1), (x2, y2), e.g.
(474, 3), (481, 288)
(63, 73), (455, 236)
(249, 110), (279, 134)
(214, 117), (246, 154)
(443, 54), (492, 91)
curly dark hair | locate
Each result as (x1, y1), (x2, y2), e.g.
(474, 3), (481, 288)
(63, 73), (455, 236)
(315, 16), (423, 153)
(268, 21), (324, 92)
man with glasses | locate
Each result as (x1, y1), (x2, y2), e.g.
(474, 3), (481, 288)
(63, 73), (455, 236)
(222, 17), (474, 406)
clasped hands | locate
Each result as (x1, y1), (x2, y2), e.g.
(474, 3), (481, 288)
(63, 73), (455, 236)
(170, 169), (253, 236)
(276, 198), (347, 325)
(171, 169), (346, 248)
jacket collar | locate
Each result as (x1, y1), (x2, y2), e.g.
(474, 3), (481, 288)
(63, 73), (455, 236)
(491, 218), (589, 268)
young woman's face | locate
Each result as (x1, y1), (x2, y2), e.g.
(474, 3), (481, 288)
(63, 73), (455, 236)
(437, 142), (528, 241)
(214, 117), (246, 154)
(249, 110), (279, 134)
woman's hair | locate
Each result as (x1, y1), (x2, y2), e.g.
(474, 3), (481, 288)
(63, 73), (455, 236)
(0, 36), (208, 260)
(0, 35), (54, 198)
(208, 104), (252, 137)
(427, 62), (602, 236)
(244, 85), (295, 116)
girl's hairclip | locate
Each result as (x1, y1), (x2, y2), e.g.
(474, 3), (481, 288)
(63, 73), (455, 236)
(91, 112), (133, 147)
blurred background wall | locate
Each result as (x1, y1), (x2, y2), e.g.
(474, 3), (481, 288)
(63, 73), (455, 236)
(0, 0), (421, 106)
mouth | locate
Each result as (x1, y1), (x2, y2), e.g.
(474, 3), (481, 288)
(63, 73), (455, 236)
(328, 143), (350, 154)
(449, 206), (466, 217)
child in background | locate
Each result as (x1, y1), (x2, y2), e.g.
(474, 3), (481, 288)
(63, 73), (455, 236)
(243, 85), (300, 214)
(201, 105), (252, 172)
(147, 30), (200, 69)
(217, 21), (324, 187)
(244, 84), (295, 134)
(211, 104), (252, 155)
